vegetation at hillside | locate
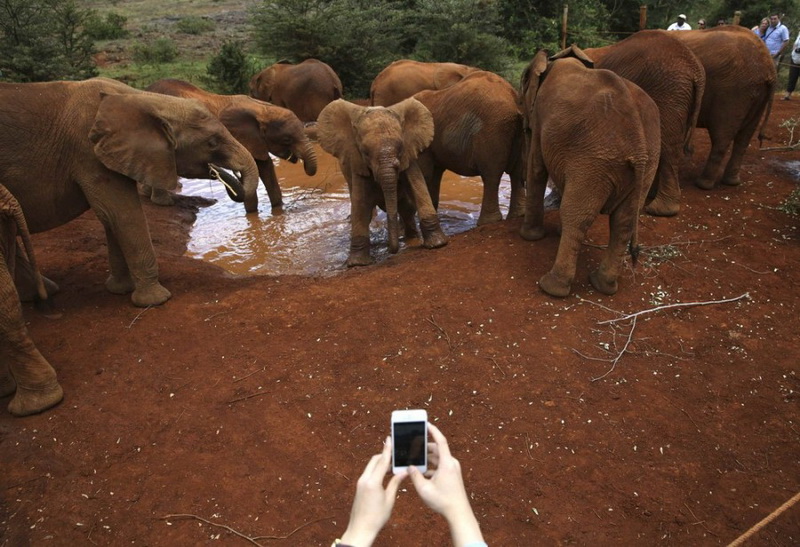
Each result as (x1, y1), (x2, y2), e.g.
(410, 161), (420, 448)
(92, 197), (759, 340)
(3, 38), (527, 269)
(1, 0), (798, 97)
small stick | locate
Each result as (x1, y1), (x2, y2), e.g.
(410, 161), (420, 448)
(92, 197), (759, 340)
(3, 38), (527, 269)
(161, 514), (263, 546)
(227, 391), (270, 404)
(126, 306), (153, 329)
(252, 515), (335, 540)
(234, 364), (265, 383)
(598, 293), (749, 325)
(591, 317), (637, 382)
(524, 432), (534, 460)
(425, 315), (452, 350)
(486, 356), (506, 377)
(730, 262), (773, 275)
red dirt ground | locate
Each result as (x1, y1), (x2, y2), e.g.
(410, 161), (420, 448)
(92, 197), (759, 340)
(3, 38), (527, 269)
(1, 99), (799, 546)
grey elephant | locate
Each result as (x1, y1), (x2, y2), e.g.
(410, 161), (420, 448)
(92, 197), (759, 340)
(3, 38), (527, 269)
(584, 30), (705, 217)
(0, 183), (62, 417)
(249, 59), (343, 123)
(520, 47), (660, 297)
(0, 77), (259, 307)
(370, 59), (479, 107)
(317, 98), (448, 266)
(413, 70), (526, 225)
(146, 78), (318, 210)
(673, 25), (776, 189)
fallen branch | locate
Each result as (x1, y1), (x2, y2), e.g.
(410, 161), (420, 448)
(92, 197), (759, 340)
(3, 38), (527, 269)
(227, 390), (271, 404)
(598, 293), (750, 325)
(160, 513), (334, 545)
(591, 317), (637, 382)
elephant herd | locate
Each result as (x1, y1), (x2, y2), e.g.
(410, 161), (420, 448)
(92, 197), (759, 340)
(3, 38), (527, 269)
(0, 25), (776, 416)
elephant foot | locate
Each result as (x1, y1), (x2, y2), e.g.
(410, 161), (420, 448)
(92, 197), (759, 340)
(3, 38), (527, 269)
(477, 210), (503, 226)
(419, 217), (448, 249)
(131, 283), (172, 307)
(506, 207), (525, 220)
(645, 196), (680, 217)
(347, 252), (374, 267)
(539, 271), (572, 298)
(721, 175), (742, 187)
(589, 269), (619, 296)
(17, 275), (60, 302)
(520, 224), (546, 241)
(695, 178), (715, 191)
(0, 373), (16, 398)
(8, 381), (64, 417)
(105, 274), (135, 295)
(150, 190), (176, 207)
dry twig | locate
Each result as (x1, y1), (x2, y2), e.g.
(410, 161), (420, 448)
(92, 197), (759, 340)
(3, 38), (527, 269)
(591, 317), (637, 382)
(426, 315), (452, 350)
(160, 513), (334, 545)
(126, 305), (153, 329)
(598, 293), (750, 325)
(227, 390), (271, 404)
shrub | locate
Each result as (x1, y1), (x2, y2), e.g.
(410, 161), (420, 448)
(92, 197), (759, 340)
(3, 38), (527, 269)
(176, 17), (215, 35)
(204, 41), (257, 94)
(85, 12), (129, 40)
(132, 38), (179, 65)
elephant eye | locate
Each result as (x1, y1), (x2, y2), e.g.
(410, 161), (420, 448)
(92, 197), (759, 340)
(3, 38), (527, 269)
(207, 136), (220, 149)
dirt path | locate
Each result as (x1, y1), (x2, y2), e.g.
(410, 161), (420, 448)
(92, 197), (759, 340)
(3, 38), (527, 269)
(1, 100), (799, 546)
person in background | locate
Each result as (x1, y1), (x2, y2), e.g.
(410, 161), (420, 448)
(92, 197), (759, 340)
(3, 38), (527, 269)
(334, 422), (486, 547)
(753, 18), (769, 37)
(717, 19), (727, 26)
(763, 13), (790, 70)
(698, 19), (707, 29)
(783, 31), (800, 100)
(667, 14), (692, 31)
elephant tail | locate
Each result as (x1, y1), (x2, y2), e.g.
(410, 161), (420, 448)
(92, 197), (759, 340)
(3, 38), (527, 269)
(627, 156), (650, 268)
(6, 194), (52, 310)
(683, 73), (704, 156)
(756, 81), (775, 147)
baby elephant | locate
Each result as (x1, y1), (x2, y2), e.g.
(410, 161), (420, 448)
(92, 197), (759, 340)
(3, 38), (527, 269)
(520, 46), (660, 297)
(0, 184), (62, 416)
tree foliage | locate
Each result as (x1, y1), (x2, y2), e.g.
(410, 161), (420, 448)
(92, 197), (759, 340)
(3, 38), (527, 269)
(204, 40), (258, 95)
(0, 0), (97, 82)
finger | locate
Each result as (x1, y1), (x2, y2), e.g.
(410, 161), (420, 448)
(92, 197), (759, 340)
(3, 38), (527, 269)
(373, 436), (393, 477)
(361, 453), (383, 480)
(407, 465), (428, 490)
(385, 469), (407, 499)
(427, 422), (451, 458)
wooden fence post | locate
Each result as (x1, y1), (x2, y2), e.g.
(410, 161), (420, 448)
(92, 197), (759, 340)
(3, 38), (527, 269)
(733, 10), (741, 26)
(639, 5), (647, 30)
(561, 4), (568, 50)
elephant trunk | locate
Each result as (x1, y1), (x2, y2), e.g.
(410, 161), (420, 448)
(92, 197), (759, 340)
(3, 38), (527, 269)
(378, 164), (400, 254)
(299, 140), (318, 176)
(240, 160), (260, 213)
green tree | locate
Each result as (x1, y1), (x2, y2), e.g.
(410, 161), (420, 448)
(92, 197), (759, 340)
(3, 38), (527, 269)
(204, 40), (256, 94)
(0, 0), (97, 82)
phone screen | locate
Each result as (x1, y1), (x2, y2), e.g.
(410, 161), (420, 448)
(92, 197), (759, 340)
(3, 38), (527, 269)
(393, 420), (426, 467)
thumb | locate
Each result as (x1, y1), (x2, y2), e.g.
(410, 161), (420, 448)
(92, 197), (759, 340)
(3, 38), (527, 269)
(407, 465), (427, 491)
(385, 470), (407, 499)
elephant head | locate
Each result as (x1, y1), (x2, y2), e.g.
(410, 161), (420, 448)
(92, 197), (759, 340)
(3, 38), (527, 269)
(89, 92), (260, 212)
(218, 100), (318, 177)
(317, 98), (434, 255)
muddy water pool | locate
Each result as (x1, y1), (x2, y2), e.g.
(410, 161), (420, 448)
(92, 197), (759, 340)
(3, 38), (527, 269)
(179, 144), (516, 276)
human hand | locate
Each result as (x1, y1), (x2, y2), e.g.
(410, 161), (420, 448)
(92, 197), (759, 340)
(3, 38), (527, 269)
(408, 422), (484, 546)
(340, 437), (407, 547)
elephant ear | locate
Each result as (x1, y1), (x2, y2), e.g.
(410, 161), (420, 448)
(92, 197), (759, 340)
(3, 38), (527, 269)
(317, 99), (367, 173)
(218, 104), (270, 160)
(388, 98), (434, 169)
(89, 93), (179, 191)
(549, 44), (594, 68)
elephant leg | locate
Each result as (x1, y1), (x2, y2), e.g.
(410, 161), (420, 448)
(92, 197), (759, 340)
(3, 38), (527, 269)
(721, 110), (763, 187)
(590, 201), (636, 296)
(645, 153), (681, 217)
(477, 169), (504, 226)
(13, 247), (60, 301)
(87, 181), (171, 307)
(520, 141), (548, 241)
(507, 170), (526, 220)
(696, 130), (732, 191)
(347, 177), (375, 267)
(404, 164), (447, 249)
(397, 187), (420, 240)
(0, 262), (62, 416)
(257, 158), (283, 208)
(540, 182), (604, 298)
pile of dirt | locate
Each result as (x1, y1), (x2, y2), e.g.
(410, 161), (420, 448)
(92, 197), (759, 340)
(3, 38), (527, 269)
(0, 100), (798, 545)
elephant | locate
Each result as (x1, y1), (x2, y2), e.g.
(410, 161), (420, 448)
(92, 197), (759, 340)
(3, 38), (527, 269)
(316, 98), (448, 266)
(249, 59), (343, 123)
(0, 183), (63, 416)
(370, 59), (480, 107)
(672, 25), (776, 189)
(412, 70), (526, 225)
(519, 47), (661, 297)
(146, 78), (318, 210)
(0, 77), (260, 307)
(584, 30), (706, 217)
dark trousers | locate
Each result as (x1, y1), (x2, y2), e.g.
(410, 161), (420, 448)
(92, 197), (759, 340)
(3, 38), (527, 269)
(788, 59), (800, 94)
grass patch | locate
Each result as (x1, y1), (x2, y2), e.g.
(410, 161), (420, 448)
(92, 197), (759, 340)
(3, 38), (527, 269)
(778, 186), (800, 216)
(98, 59), (210, 89)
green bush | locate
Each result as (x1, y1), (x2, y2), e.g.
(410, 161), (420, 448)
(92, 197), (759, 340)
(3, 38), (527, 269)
(132, 38), (179, 65)
(204, 41), (257, 94)
(85, 12), (129, 40)
(176, 17), (215, 35)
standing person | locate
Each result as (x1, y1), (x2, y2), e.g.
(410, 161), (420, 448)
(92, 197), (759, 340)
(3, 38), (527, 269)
(334, 423), (486, 547)
(667, 14), (692, 31)
(784, 32), (800, 100)
(763, 13), (790, 69)
(698, 19), (707, 29)
(753, 18), (769, 37)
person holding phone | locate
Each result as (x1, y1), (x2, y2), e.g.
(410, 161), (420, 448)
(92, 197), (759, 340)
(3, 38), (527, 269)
(333, 422), (487, 547)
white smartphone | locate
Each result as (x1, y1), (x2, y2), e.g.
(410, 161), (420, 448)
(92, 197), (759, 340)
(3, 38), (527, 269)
(391, 409), (428, 474)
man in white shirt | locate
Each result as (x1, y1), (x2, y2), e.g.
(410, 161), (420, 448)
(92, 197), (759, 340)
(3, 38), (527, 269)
(763, 13), (790, 69)
(667, 14), (692, 31)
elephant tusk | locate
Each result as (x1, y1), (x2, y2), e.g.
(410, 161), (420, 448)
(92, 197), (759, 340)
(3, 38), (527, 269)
(208, 164), (239, 197)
